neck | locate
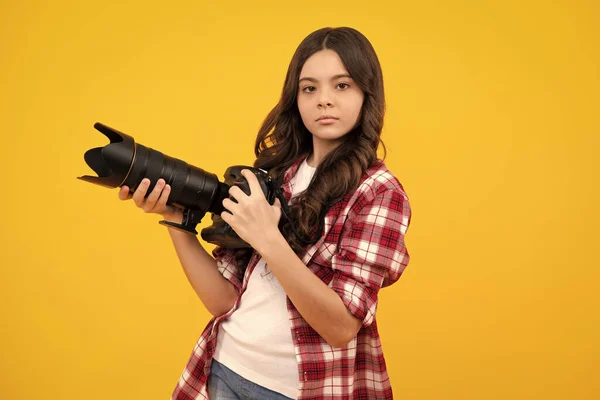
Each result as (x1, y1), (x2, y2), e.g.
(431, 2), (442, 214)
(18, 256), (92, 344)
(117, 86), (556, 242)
(307, 137), (343, 167)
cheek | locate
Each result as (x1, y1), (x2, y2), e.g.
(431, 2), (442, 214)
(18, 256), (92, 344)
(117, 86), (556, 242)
(297, 100), (312, 122)
(349, 96), (364, 122)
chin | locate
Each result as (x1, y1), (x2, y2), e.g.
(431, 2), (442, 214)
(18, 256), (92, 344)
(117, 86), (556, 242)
(310, 126), (350, 137)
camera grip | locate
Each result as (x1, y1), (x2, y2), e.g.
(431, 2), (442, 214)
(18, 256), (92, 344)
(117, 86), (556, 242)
(226, 167), (275, 204)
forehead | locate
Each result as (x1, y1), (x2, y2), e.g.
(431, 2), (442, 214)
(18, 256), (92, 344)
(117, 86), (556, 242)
(299, 49), (349, 78)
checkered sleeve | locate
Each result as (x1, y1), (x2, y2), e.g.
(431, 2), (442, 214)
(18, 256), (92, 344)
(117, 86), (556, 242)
(330, 188), (411, 327)
(212, 246), (243, 294)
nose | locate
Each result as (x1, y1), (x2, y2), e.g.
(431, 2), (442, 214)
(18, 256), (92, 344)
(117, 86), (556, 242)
(317, 89), (334, 108)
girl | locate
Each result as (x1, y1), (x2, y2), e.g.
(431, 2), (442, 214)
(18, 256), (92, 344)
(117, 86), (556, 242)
(119, 26), (411, 400)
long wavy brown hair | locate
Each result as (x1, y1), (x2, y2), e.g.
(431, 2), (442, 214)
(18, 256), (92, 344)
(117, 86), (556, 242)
(234, 27), (386, 269)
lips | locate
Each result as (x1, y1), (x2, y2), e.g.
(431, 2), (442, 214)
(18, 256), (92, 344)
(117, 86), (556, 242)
(316, 115), (338, 121)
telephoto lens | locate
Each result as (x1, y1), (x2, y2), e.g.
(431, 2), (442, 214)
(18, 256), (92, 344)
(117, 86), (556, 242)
(78, 122), (230, 233)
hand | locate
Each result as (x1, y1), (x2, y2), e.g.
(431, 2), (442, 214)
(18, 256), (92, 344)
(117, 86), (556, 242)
(118, 178), (183, 223)
(220, 169), (282, 251)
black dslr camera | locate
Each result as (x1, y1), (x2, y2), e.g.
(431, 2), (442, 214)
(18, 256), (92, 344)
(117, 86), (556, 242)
(78, 122), (281, 248)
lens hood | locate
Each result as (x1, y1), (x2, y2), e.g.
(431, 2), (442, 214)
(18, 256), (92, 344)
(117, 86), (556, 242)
(77, 122), (136, 188)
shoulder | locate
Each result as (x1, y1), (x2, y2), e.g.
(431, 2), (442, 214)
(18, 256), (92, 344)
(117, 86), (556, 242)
(329, 159), (410, 233)
(352, 159), (409, 204)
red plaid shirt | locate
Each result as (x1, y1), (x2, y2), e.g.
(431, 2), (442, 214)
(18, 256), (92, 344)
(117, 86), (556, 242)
(172, 156), (411, 400)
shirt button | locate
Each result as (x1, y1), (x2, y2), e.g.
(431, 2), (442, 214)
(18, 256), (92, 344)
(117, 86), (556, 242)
(304, 372), (308, 381)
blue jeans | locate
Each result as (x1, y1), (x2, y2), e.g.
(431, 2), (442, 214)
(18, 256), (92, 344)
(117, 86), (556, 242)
(208, 359), (294, 400)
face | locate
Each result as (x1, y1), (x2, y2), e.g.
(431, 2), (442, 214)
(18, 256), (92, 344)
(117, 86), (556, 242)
(297, 49), (365, 156)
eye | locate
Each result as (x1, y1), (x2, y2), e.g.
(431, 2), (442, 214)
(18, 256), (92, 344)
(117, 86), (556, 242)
(336, 83), (350, 90)
(301, 86), (316, 93)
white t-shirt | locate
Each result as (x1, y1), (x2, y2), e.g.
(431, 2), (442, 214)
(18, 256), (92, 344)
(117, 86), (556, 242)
(213, 158), (316, 399)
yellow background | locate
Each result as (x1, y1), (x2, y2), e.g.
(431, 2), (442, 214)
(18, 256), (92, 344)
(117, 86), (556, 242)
(1, 0), (598, 399)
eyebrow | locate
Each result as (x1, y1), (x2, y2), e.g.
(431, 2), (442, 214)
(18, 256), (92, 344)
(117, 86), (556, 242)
(298, 74), (353, 83)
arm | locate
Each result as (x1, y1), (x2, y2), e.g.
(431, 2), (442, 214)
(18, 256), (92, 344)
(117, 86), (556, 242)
(258, 188), (410, 347)
(164, 213), (238, 317)
(119, 178), (238, 317)
(258, 233), (362, 348)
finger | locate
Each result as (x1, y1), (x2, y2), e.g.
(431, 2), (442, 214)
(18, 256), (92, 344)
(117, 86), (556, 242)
(156, 183), (171, 208)
(144, 179), (165, 211)
(220, 210), (233, 225)
(228, 185), (247, 203)
(222, 198), (240, 214)
(132, 179), (150, 207)
(241, 169), (264, 198)
(118, 186), (133, 200)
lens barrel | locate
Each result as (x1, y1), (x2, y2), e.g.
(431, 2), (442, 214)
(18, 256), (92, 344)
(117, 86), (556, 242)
(78, 122), (229, 216)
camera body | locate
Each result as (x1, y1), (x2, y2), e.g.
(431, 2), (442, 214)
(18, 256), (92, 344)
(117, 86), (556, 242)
(163, 165), (279, 248)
